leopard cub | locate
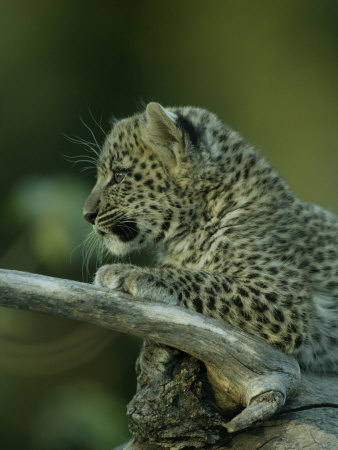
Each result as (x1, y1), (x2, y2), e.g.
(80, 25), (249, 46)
(84, 102), (338, 373)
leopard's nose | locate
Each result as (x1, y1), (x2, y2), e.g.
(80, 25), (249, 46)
(84, 211), (98, 225)
(83, 185), (102, 225)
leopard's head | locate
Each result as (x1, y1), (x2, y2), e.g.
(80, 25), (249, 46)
(83, 102), (201, 256)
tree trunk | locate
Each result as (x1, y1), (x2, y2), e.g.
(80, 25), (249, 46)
(0, 269), (337, 449)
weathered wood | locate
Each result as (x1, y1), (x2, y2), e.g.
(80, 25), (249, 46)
(0, 268), (337, 449)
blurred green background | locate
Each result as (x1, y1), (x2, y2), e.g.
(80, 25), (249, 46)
(0, 1), (337, 448)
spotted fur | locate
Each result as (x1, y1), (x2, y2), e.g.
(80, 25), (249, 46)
(84, 102), (338, 373)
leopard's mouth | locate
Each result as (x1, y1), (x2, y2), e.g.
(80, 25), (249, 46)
(96, 212), (140, 243)
(110, 220), (140, 242)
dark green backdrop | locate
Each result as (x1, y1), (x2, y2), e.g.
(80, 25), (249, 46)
(0, 1), (337, 448)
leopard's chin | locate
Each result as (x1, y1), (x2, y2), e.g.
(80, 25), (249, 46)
(102, 234), (132, 256)
(101, 228), (146, 257)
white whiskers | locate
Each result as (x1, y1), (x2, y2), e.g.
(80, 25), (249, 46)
(71, 230), (111, 281)
(64, 110), (108, 172)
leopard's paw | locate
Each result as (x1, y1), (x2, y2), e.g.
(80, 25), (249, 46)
(94, 263), (129, 290)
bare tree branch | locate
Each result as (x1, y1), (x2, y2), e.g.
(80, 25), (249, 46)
(1, 268), (338, 449)
(0, 268), (298, 428)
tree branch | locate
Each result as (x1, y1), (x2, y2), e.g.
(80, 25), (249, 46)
(1, 269), (338, 448)
(0, 268), (300, 433)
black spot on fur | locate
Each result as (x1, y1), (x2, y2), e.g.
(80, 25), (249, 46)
(265, 293), (278, 303)
(273, 309), (285, 323)
(295, 336), (303, 349)
(238, 288), (249, 297)
(233, 296), (243, 308)
(193, 297), (203, 313)
(207, 296), (216, 310)
(221, 304), (229, 316)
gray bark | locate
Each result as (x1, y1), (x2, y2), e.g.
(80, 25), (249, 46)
(0, 268), (337, 449)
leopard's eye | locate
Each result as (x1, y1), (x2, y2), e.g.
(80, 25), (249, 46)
(114, 170), (126, 184)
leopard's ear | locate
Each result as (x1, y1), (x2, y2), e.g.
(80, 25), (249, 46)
(145, 102), (185, 168)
